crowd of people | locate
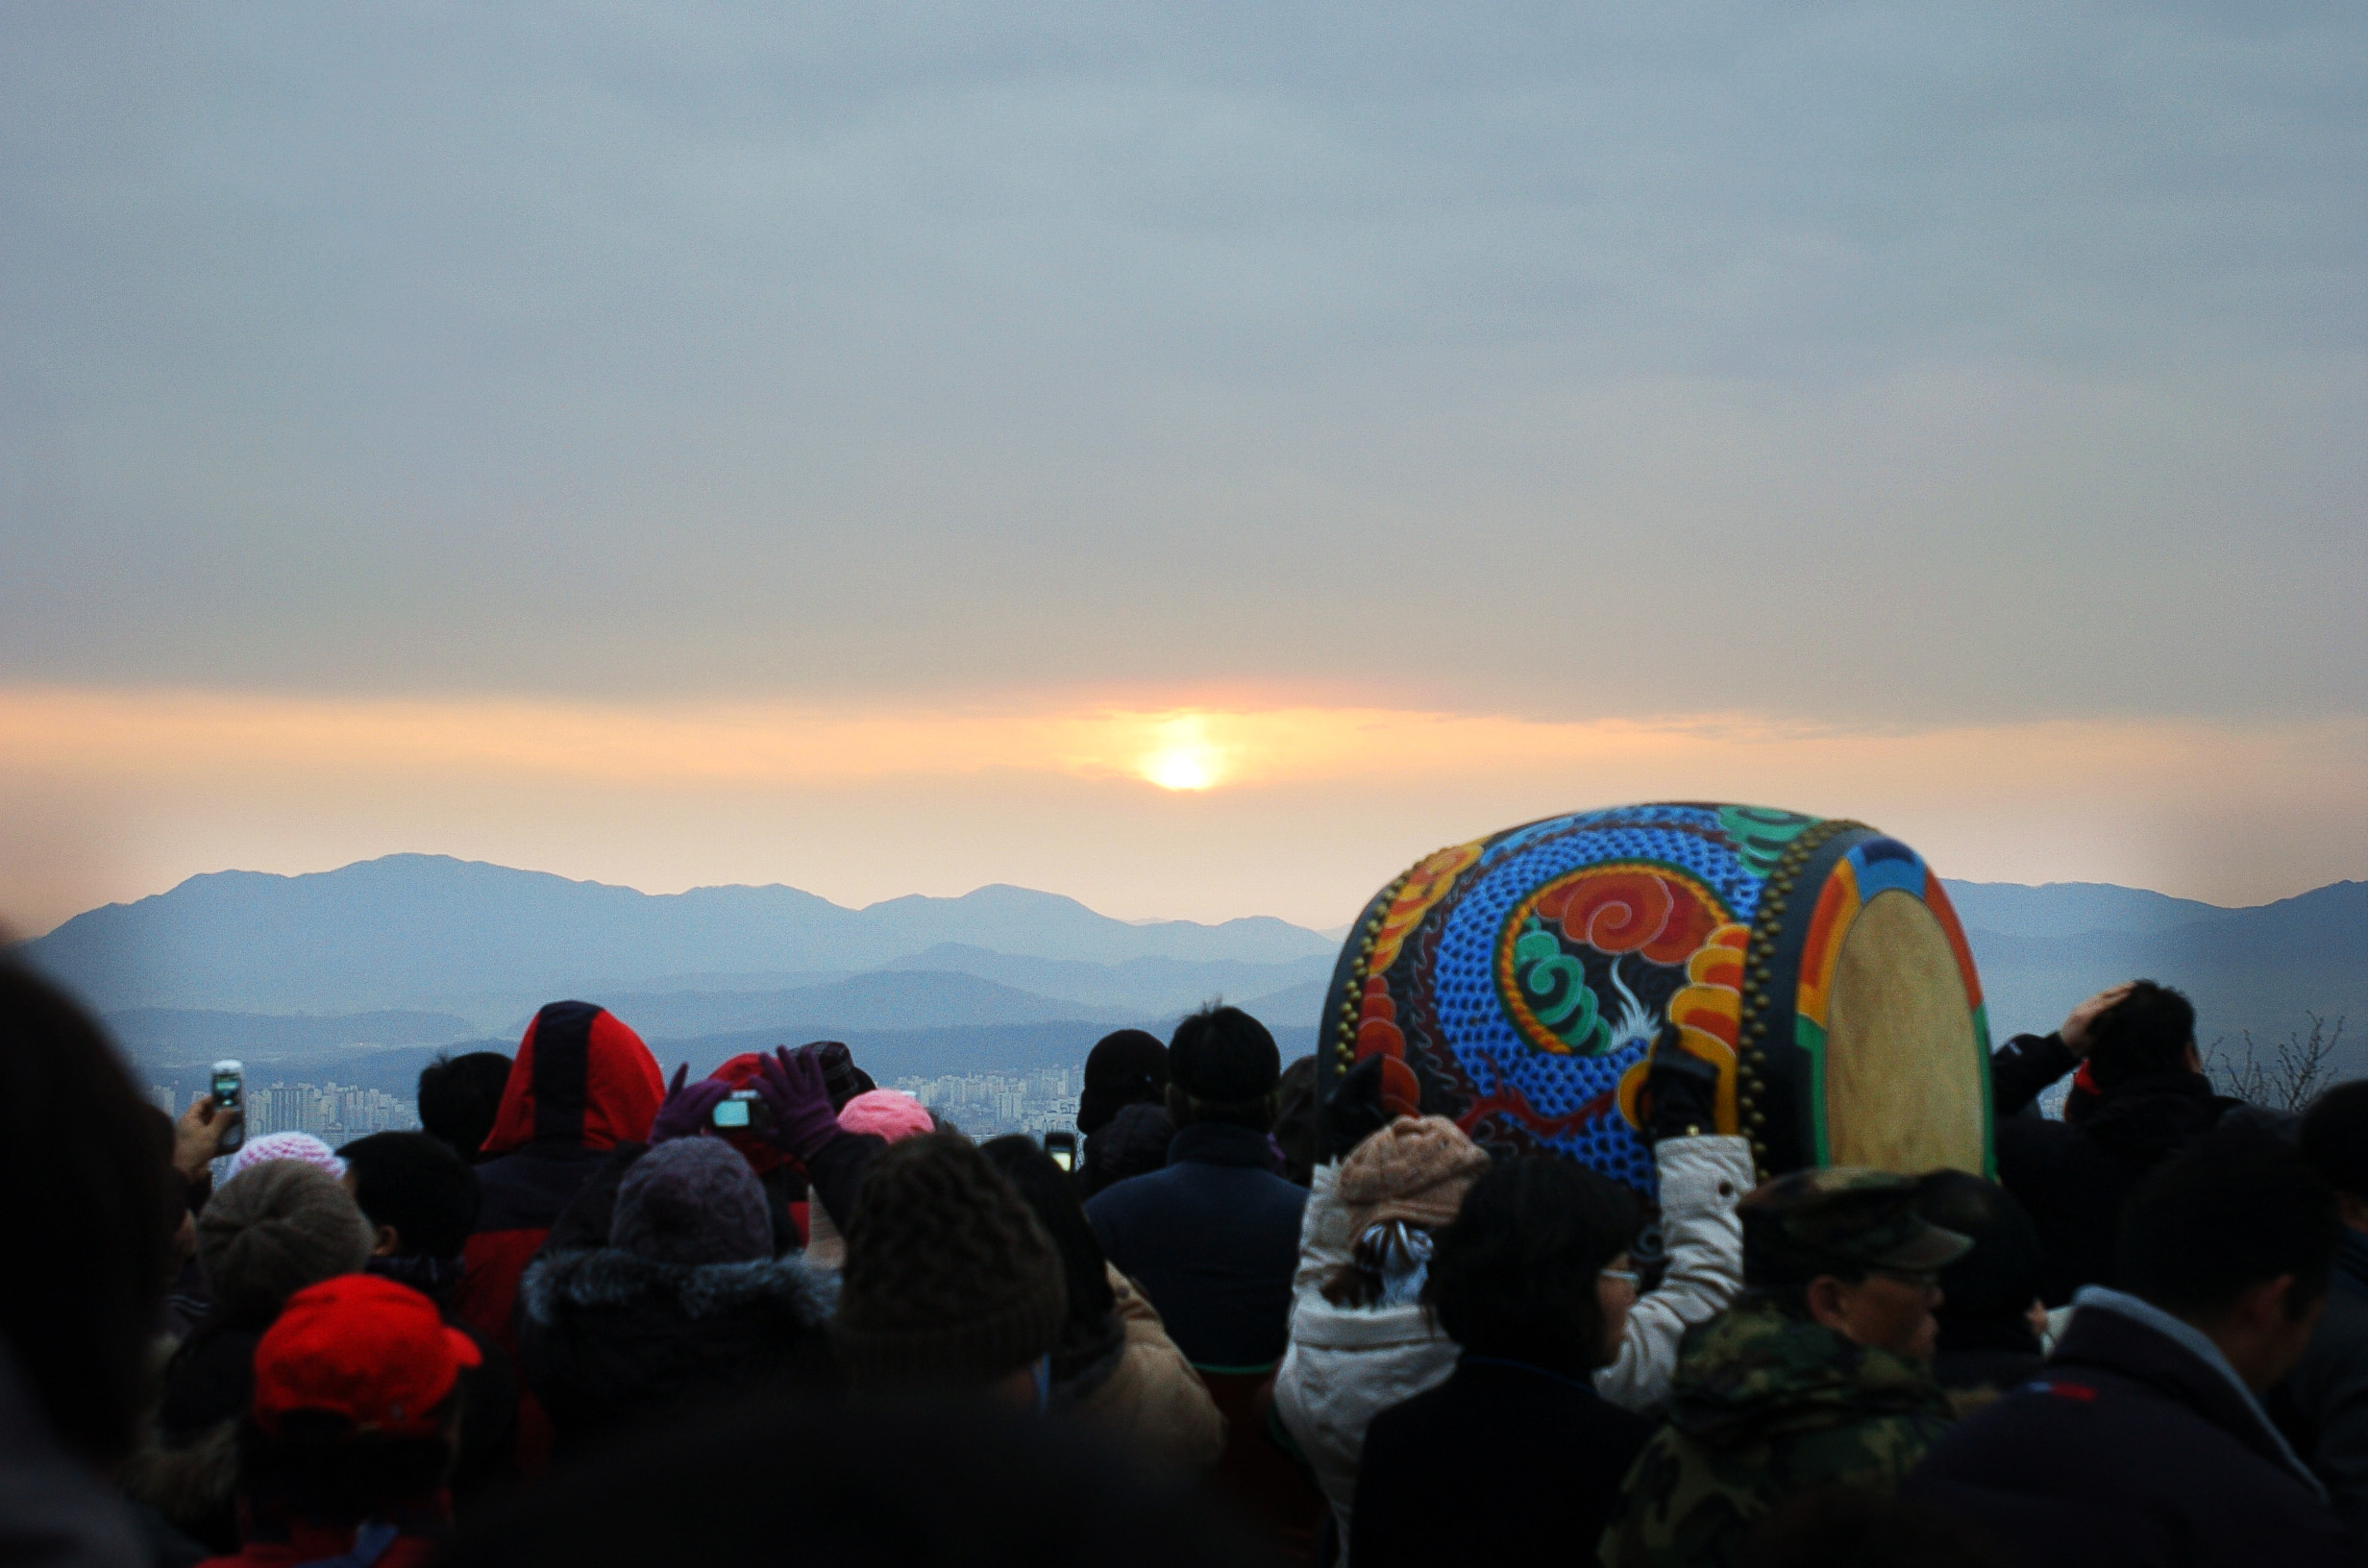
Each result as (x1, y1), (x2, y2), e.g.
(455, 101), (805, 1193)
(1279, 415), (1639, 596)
(5, 954), (2365, 1567)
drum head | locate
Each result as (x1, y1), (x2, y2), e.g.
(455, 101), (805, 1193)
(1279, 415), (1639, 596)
(1819, 890), (1987, 1173)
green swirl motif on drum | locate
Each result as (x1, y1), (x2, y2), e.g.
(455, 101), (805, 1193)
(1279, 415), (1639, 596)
(1510, 916), (1612, 1055)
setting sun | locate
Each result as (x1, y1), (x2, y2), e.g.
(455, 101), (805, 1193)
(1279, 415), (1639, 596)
(1138, 716), (1224, 791)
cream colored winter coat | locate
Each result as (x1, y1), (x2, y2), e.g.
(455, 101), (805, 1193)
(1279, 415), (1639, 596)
(1073, 1264), (1227, 1476)
(1271, 1133), (1754, 1556)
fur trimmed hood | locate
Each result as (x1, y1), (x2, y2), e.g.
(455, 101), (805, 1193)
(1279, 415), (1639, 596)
(515, 1247), (841, 1453)
(521, 1247), (836, 1327)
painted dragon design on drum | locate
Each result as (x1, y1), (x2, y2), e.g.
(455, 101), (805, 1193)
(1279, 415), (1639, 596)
(1322, 802), (1988, 1197)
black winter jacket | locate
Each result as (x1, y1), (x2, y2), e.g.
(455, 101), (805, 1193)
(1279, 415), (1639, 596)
(1085, 1121), (1305, 1368)
(517, 1247), (839, 1454)
(1989, 1035), (2245, 1306)
(2276, 1232), (2368, 1544)
(1352, 1358), (1648, 1568)
(1909, 1291), (2351, 1568)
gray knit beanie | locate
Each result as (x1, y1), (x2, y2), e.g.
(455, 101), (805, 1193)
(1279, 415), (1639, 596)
(612, 1138), (773, 1266)
(195, 1160), (375, 1326)
(830, 1134), (1068, 1386)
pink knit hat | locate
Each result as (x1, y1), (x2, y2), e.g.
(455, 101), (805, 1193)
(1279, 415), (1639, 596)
(837, 1089), (935, 1142)
(1336, 1115), (1491, 1235)
(229, 1131), (347, 1183)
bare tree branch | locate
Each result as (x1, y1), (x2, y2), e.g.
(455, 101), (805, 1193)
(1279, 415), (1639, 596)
(2205, 1014), (2347, 1111)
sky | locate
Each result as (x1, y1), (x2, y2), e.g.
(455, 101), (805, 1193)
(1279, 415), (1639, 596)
(3, 2), (2364, 936)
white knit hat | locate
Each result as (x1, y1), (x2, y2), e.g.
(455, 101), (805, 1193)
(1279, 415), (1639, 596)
(229, 1131), (347, 1183)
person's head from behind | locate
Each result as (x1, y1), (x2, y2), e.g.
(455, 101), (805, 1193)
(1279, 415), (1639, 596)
(1078, 1029), (1169, 1136)
(979, 1136), (1119, 1354)
(1327, 1116), (1492, 1310)
(1914, 1170), (2044, 1355)
(2117, 1127), (2337, 1391)
(2084, 979), (2199, 1090)
(415, 1050), (515, 1162)
(198, 1160), (376, 1328)
(230, 1130), (345, 1183)
(839, 1088), (936, 1143)
(1425, 1154), (1638, 1376)
(339, 1132), (481, 1261)
(238, 1275), (479, 1531)
(1317, 1051), (1424, 1166)
(481, 1002), (664, 1157)
(833, 1133), (1068, 1406)
(0, 960), (174, 1469)
(1165, 1005), (1281, 1134)
(1741, 1168), (1970, 1362)
(612, 1137), (775, 1266)
(2299, 1080), (2368, 1230)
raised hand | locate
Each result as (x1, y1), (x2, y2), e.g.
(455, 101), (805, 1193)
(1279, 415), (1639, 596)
(649, 1062), (732, 1144)
(756, 1045), (844, 1160)
(2060, 983), (2136, 1057)
(174, 1091), (241, 1180)
(1637, 1023), (1721, 1144)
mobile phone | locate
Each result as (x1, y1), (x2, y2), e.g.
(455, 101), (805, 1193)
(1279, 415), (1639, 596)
(1043, 1130), (1077, 1172)
(712, 1089), (769, 1131)
(210, 1060), (245, 1154)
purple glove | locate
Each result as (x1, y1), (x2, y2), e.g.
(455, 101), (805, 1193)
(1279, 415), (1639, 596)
(649, 1063), (732, 1145)
(755, 1046), (844, 1161)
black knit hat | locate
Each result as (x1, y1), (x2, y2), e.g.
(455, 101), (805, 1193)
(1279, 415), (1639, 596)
(802, 1041), (875, 1112)
(831, 1134), (1069, 1385)
(1077, 1029), (1169, 1136)
(1169, 1005), (1280, 1104)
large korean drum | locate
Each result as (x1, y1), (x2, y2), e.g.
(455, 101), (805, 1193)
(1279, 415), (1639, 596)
(1318, 804), (1992, 1194)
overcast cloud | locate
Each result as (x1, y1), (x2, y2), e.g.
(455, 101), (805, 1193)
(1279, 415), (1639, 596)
(3, 1), (2363, 724)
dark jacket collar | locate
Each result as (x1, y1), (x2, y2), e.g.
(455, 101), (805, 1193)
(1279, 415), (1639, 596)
(366, 1253), (466, 1309)
(1458, 1354), (1606, 1399)
(1166, 1120), (1281, 1170)
(2058, 1288), (2324, 1497)
(2080, 1071), (2238, 1162)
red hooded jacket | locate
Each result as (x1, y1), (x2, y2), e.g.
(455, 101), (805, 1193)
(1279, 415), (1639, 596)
(456, 1001), (662, 1355)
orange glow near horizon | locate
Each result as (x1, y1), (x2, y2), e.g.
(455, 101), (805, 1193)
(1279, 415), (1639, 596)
(2, 685), (2363, 803)
(2, 682), (2364, 934)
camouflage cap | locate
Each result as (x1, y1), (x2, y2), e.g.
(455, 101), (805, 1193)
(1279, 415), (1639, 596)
(1739, 1167), (1973, 1281)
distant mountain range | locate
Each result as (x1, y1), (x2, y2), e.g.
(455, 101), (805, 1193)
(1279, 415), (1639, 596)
(14, 855), (2365, 1098)
(23, 854), (1334, 1020)
(1943, 879), (2368, 1069)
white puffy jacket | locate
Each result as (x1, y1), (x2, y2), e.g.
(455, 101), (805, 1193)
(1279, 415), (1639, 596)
(1270, 1134), (1754, 1554)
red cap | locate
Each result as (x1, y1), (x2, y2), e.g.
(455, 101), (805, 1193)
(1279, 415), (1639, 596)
(253, 1275), (481, 1437)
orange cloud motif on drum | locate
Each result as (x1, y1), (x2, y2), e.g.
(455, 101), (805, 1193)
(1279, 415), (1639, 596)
(1617, 921), (1749, 1136)
(1533, 867), (1722, 966)
(1354, 975), (1405, 1063)
(1368, 838), (1484, 973)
